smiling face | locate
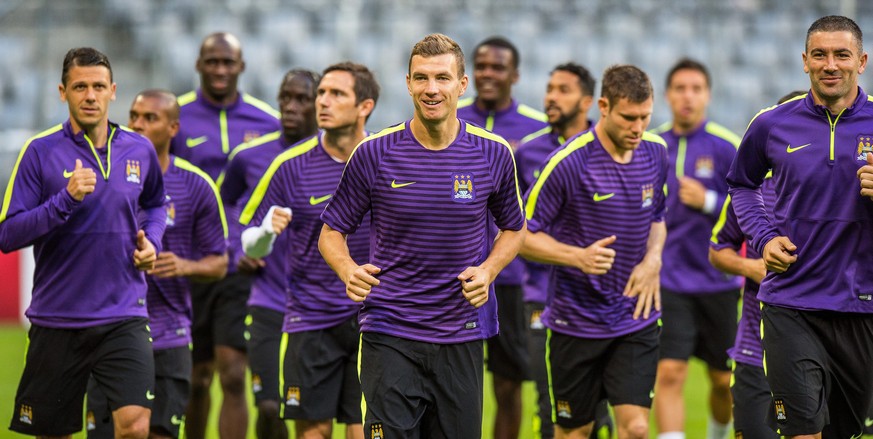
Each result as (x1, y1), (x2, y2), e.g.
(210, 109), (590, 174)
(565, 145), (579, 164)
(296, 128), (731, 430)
(196, 35), (245, 104)
(803, 30), (867, 110)
(59, 65), (116, 133)
(407, 53), (468, 126)
(472, 45), (517, 110)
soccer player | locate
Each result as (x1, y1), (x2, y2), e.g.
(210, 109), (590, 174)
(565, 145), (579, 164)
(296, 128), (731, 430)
(457, 35), (548, 439)
(727, 15), (873, 438)
(170, 32), (279, 439)
(1, 47), (165, 439)
(516, 62), (607, 439)
(87, 90), (230, 439)
(709, 90), (803, 439)
(218, 68), (319, 439)
(649, 58), (741, 439)
(319, 34), (526, 437)
(240, 61), (379, 439)
(520, 64), (667, 439)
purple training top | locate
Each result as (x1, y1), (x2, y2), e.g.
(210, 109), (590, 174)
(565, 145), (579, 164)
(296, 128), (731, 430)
(525, 129), (668, 338)
(240, 133), (370, 333)
(0, 121), (166, 328)
(651, 120), (742, 295)
(728, 90), (873, 314)
(320, 120), (526, 343)
(458, 98), (547, 286)
(148, 156), (227, 350)
(710, 176), (776, 367)
(220, 131), (294, 312)
(170, 89), (279, 181)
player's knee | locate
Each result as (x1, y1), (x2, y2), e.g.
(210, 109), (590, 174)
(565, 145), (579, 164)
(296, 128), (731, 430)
(190, 364), (214, 392)
(619, 417), (648, 439)
(656, 363), (686, 388)
(114, 412), (150, 439)
(219, 368), (247, 395)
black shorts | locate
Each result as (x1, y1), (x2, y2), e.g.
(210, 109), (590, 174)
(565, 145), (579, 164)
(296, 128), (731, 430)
(10, 318), (154, 437)
(247, 306), (284, 404)
(359, 332), (484, 437)
(281, 317), (360, 423)
(547, 324), (659, 429)
(487, 284), (530, 381)
(191, 273), (251, 362)
(86, 346), (191, 439)
(659, 288), (739, 371)
(761, 304), (873, 437)
(525, 302), (552, 438)
(731, 362), (778, 439)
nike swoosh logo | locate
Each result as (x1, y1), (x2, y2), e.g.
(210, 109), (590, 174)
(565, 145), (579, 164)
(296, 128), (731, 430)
(146, 390), (155, 400)
(63, 169), (74, 178)
(186, 136), (208, 148)
(391, 180), (416, 188)
(309, 194), (332, 205)
(593, 192), (615, 202)
(866, 417), (873, 427)
(786, 143), (811, 153)
(171, 415), (183, 426)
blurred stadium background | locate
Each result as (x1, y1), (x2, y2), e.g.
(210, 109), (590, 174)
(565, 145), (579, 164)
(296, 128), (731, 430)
(1, 0), (872, 437)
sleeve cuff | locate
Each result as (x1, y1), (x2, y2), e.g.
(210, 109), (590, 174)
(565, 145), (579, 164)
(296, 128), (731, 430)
(702, 190), (718, 214)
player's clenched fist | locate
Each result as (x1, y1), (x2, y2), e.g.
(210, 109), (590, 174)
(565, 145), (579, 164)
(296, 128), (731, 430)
(133, 230), (157, 271)
(66, 159), (97, 201)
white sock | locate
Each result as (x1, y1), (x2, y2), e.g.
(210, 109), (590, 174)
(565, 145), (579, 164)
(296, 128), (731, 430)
(657, 433), (685, 439)
(706, 417), (732, 439)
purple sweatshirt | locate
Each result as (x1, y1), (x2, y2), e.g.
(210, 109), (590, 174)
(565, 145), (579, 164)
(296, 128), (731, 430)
(727, 90), (873, 313)
(0, 121), (165, 328)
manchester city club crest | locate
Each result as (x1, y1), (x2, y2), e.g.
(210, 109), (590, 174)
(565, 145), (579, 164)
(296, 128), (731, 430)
(641, 183), (654, 208)
(166, 202), (176, 227)
(856, 135), (873, 161)
(451, 172), (476, 203)
(126, 159), (141, 184)
(694, 156), (714, 179)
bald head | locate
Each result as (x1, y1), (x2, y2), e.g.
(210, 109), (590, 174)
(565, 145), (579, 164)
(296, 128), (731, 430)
(196, 32), (245, 105)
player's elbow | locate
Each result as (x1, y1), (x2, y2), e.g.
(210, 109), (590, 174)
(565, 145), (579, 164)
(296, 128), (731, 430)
(708, 247), (726, 273)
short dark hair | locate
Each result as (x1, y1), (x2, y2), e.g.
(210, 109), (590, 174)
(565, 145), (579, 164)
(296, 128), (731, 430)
(601, 65), (653, 107)
(806, 15), (863, 53)
(62, 47), (112, 86)
(134, 89), (180, 121)
(777, 90), (806, 105)
(552, 62), (596, 97)
(281, 69), (320, 95)
(409, 33), (465, 77)
(666, 58), (710, 89)
(322, 62), (380, 106)
(474, 36), (520, 69)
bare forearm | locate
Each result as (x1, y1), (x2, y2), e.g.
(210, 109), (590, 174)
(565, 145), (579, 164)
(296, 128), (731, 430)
(318, 224), (356, 283)
(187, 253), (228, 282)
(479, 224), (526, 281)
(519, 229), (582, 267)
(643, 221), (666, 264)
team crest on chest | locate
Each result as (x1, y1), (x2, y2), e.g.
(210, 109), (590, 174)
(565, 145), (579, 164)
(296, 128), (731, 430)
(166, 202), (176, 227)
(243, 130), (262, 143)
(641, 184), (654, 208)
(694, 156), (714, 179)
(126, 159), (141, 184)
(856, 135), (873, 161)
(452, 173), (475, 203)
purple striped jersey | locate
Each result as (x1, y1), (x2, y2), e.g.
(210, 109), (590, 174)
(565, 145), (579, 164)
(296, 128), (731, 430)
(525, 129), (668, 338)
(148, 156), (227, 350)
(710, 174), (776, 367)
(320, 120), (526, 343)
(240, 134), (370, 333)
(219, 131), (291, 312)
(458, 98), (548, 286)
